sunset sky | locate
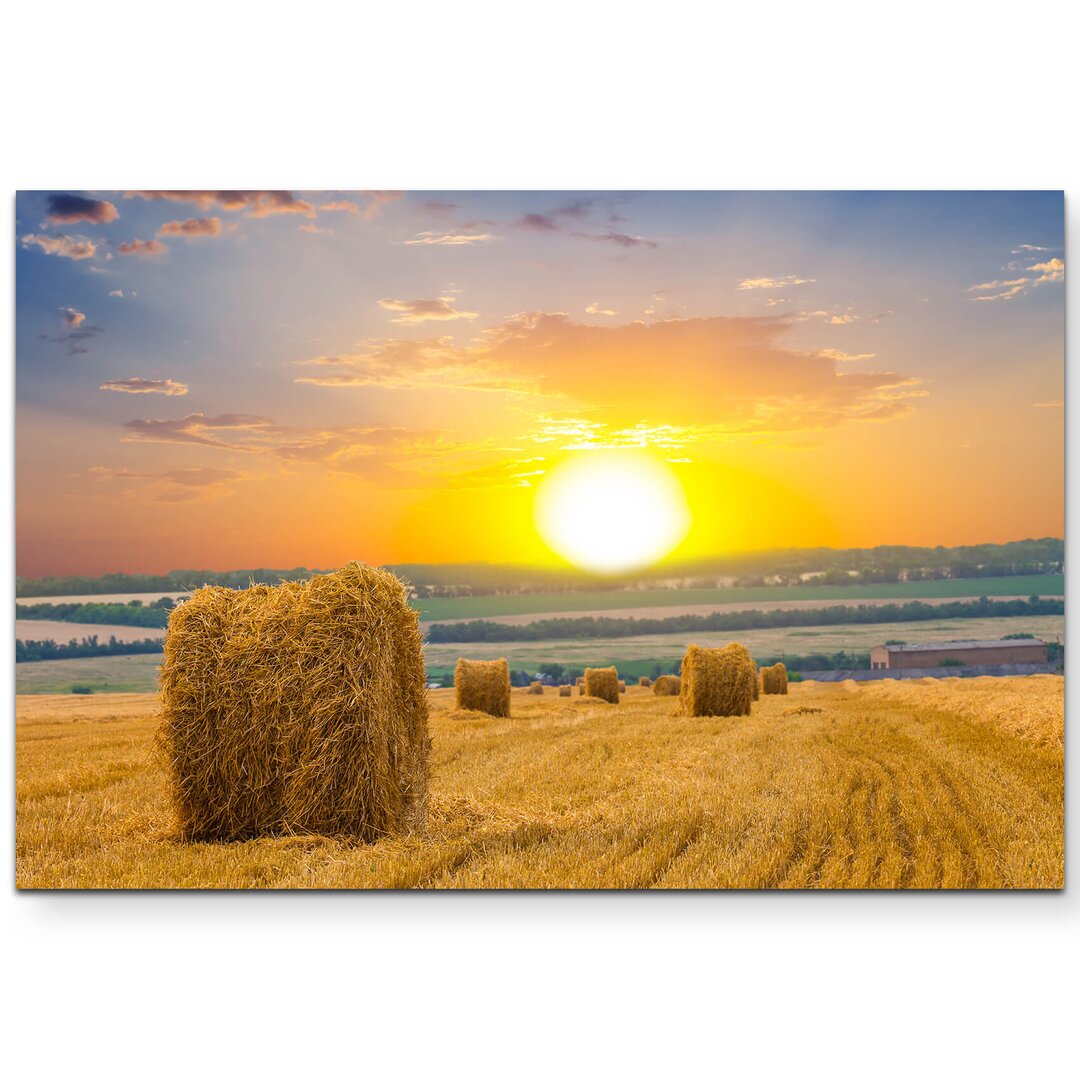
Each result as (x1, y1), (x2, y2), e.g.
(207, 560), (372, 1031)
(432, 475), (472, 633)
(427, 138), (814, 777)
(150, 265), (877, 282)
(16, 190), (1064, 577)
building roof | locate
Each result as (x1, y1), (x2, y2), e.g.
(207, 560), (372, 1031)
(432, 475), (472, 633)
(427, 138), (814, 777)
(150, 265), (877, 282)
(882, 638), (1045, 653)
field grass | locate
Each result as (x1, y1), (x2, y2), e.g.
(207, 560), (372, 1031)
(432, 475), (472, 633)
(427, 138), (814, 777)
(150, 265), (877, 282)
(15, 675), (1063, 888)
(14, 653), (164, 694)
(421, 613), (1064, 673)
(413, 574), (1064, 621)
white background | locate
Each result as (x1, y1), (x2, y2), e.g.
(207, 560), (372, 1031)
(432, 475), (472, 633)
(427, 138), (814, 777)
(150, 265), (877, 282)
(2, 3), (1075, 1077)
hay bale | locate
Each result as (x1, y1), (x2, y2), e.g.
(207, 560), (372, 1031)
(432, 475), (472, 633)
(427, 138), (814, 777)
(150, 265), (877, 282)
(158, 562), (429, 842)
(761, 662), (789, 695)
(528, 681), (544, 695)
(617, 680), (626, 693)
(653, 675), (681, 696)
(559, 684), (572, 697)
(454, 658), (511, 717)
(680, 643), (756, 717)
(638, 676), (652, 688)
(584, 666), (620, 704)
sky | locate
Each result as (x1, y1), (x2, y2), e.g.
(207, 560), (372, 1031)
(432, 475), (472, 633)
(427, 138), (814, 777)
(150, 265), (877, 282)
(15, 190), (1064, 577)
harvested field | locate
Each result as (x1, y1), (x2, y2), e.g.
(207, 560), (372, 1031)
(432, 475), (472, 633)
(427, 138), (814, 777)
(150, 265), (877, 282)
(15, 675), (1063, 888)
(16, 619), (166, 643)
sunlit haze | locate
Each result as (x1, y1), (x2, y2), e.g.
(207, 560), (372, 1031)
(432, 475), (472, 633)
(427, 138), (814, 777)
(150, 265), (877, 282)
(15, 190), (1064, 576)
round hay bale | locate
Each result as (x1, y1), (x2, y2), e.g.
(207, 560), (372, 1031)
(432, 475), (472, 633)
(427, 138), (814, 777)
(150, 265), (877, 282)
(158, 562), (429, 842)
(558, 684), (573, 697)
(653, 674), (681, 696)
(638, 676), (652, 688)
(617, 680), (626, 693)
(454, 657), (512, 717)
(584, 666), (620, 704)
(527, 681), (544, 695)
(761, 662), (789, 695)
(680, 642), (756, 717)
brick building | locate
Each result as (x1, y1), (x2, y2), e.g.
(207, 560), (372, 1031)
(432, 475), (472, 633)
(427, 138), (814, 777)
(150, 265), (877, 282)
(869, 639), (1048, 671)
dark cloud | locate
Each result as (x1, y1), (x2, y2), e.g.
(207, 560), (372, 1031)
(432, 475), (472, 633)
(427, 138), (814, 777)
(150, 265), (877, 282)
(46, 194), (119, 225)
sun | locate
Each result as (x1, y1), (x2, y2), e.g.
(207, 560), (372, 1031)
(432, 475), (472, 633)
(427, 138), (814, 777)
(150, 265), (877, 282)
(534, 450), (691, 573)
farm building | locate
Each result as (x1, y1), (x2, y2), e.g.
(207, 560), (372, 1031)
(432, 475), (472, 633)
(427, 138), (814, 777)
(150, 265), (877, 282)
(869, 639), (1047, 670)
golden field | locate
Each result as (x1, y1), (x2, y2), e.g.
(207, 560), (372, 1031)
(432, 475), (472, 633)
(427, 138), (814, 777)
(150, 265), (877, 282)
(15, 675), (1063, 889)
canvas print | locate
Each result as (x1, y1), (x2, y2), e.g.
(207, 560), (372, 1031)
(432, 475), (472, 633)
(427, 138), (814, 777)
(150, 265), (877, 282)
(15, 190), (1064, 889)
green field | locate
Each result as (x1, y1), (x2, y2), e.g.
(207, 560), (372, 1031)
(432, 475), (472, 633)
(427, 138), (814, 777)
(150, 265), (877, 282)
(414, 574), (1064, 621)
(17, 612), (1063, 694)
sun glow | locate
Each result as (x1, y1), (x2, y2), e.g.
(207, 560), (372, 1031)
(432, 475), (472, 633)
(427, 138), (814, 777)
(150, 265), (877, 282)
(534, 451), (691, 573)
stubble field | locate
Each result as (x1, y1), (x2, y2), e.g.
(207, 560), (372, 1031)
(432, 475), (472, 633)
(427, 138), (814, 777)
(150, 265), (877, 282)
(15, 675), (1062, 889)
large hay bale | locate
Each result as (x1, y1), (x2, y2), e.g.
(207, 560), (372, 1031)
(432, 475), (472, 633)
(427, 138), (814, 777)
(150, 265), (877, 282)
(158, 562), (429, 842)
(653, 674), (681, 696)
(454, 657), (511, 717)
(584, 666), (620, 704)
(761, 662), (789, 695)
(680, 643), (756, 717)
(528, 681), (544, 695)
(559, 684), (572, 697)
(638, 676), (652, 688)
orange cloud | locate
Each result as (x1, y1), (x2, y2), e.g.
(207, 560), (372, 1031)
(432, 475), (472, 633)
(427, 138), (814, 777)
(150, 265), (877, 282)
(378, 297), (479, 323)
(99, 378), (189, 396)
(88, 465), (247, 502)
(157, 217), (222, 237)
(738, 275), (815, 290)
(118, 238), (168, 257)
(298, 313), (924, 438)
(61, 308), (86, 328)
(21, 233), (97, 260)
(125, 191), (316, 218)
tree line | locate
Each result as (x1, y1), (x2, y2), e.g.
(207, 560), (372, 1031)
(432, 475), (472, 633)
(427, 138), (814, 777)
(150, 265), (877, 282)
(16, 636), (164, 663)
(425, 596), (1064, 643)
(17, 598), (175, 628)
(15, 538), (1064, 598)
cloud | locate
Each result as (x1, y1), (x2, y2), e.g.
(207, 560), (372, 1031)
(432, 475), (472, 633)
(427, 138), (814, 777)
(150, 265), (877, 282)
(969, 253), (1064, 300)
(21, 233), (97, 260)
(796, 309), (859, 324)
(738, 275), (815, 290)
(378, 297), (478, 323)
(40, 320), (105, 355)
(299, 223), (334, 235)
(516, 212), (561, 231)
(356, 191), (402, 219)
(99, 377), (189, 396)
(88, 465), (246, 502)
(117, 411), (455, 486)
(297, 312), (923, 437)
(1012, 244), (1052, 253)
(46, 194), (119, 225)
(319, 199), (360, 215)
(295, 337), (524, 393)
(118, 238), (168, 257)
(122, 413), (276, 450)
(571, 230), (658, 249)
(403, 231), (496, 246)
(109, 290), (124, 298)
(1032, 400), (1064, 408)
(157, 216), (222, 238)
(816, 348), (876, 362)
(1030, 257), (1064, 284)
(585, 302), (617, 316)
(125, 190), (316, 218)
